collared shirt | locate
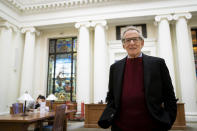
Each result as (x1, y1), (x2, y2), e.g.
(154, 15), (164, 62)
(127, 52), (142, 58)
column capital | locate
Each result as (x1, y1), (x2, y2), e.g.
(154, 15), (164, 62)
(90, 20), (107, 27)
(173, 12), (192, 20)
(0, 21), (18, 32)
(75, 21), (91, 29)
(155, 15), (173, 22)
(21, 27), (40, 36)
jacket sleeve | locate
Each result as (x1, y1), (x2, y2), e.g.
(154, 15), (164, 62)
(98, 65), (116, 129)
(106, 65), (115, 108)
(160, 59), (177, 126)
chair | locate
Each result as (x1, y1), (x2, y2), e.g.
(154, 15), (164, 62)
(43, 104), (66, 131)
(12, 103), (24, 114)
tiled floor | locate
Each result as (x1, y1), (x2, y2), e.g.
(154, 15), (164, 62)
(67, 121), (197, 131)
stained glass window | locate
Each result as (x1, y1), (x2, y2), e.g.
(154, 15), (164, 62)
(47, 37), (77, 101)
(191, 29), (197, 77)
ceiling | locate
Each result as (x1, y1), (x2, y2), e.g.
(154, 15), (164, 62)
(2, 0), (173, 13)
(2, 0), (115, 12)
(1, 0), (196, 30)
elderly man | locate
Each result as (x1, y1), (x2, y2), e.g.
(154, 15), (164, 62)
(98, 26), (177, 131)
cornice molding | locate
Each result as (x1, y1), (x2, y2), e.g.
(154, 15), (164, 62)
(3, 0), (112, 12)
(1, 0), (197, 28)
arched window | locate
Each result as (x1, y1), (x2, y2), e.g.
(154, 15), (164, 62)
(47, 37), (77, 101)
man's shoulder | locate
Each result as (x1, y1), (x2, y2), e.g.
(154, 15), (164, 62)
(143, 54), (164, 62)
(110, 57), (126, 68)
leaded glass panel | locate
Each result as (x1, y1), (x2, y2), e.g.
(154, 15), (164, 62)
(47, 37), (77, 101)
(56, 38), (72, 53)
(49, 40), (55, 53)
(73, 38), (77, 52)
(55, 54), (72, 101)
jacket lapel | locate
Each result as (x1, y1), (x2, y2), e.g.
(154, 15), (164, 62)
(115, 57), (126, 107)
(143, 54), (151, 94)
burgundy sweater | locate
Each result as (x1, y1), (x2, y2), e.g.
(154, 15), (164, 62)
(115, 57), (157, 131)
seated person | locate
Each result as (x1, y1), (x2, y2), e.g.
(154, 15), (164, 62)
(35, 95), (46, 109)
(27, 95), (46, 111)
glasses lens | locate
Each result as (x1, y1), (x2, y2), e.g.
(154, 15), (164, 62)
(124, 37), (140, 43)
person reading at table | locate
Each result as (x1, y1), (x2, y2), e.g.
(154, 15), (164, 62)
(35, 95), (46, 109)
(27, 95), (46, 111)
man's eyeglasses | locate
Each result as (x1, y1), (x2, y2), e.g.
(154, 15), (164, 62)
(122, 37), (142, 44)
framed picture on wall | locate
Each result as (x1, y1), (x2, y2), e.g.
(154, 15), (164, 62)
(116, 24), (147, 40)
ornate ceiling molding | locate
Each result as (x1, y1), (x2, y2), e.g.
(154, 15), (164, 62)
(3, 0), (112, 12)
(1, 0), (197, 29)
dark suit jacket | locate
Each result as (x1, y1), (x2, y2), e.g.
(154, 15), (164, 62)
(104, 53), (177, 130)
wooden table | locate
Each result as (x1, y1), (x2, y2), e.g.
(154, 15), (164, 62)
(0, 110), (75, 131)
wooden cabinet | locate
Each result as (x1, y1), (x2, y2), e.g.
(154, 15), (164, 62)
(67, 102), (77, 120)
(46, 101), (66, 111)
(84, 104), (106, 128)
(172, 103), (186, 130)
(84, 103), (186, 129)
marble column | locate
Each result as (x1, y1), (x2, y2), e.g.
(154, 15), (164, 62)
(173, 13), (197, 121)
(75, 22), (91, 112)
(155, 15), (176, 93)
(20, 27), (38, 96)
(91, 20), (108, 103)
(0, 21), (14, 112)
